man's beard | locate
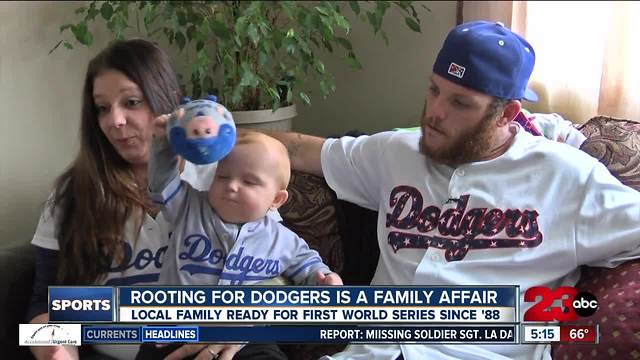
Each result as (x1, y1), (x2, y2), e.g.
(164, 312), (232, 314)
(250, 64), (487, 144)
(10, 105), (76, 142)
(420, 112), (497, 166)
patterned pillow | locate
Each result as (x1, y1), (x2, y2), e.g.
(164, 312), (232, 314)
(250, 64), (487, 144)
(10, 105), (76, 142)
(552, 262), (640, 359)
(579, 116), (640, 191)
(552, 116), (640, 359)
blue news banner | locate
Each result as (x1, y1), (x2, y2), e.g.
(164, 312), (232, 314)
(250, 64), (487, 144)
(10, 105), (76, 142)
(49, 286), (519, 344)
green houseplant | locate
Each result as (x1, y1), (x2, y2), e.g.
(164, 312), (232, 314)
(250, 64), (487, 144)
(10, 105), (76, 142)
(53, 1), (427, 128)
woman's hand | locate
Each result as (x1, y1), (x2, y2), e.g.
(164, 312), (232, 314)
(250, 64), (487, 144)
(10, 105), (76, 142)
(153, 108), (184, 139)
(164, 343), (243, 360)
(316, 271), (344, 285)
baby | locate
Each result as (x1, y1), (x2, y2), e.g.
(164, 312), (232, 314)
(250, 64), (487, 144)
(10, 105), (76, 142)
(149, 112), (342, 286)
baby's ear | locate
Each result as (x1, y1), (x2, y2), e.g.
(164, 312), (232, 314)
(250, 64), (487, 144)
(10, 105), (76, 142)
(271, 189), (289, 210)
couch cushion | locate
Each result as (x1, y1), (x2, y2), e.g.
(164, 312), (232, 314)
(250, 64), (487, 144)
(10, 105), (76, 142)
(279, 171), (344, 275)
(552, 116), (640, 359)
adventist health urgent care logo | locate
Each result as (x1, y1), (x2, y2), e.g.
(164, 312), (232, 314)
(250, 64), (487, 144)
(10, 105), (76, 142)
(19, 324), (82, 346)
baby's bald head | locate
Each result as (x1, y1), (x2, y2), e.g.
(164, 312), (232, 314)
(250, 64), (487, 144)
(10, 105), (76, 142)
(233, 131), (291, 189)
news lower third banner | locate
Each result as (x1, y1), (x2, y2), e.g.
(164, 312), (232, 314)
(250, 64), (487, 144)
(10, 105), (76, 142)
(48, 286), (517, 324)
(25, 285), (600, 345)
(80, 324), (518, 344)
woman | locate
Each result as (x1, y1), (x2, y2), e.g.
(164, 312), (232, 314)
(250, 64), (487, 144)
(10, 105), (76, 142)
(28, 39), (286, 360)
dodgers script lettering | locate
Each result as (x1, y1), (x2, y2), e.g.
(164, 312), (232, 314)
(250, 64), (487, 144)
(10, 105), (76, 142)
(386, 186), (543, 260)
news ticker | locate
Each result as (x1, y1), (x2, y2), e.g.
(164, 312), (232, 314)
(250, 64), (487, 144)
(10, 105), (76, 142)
(49, 286), (518, 324)
(20, 324), (600, 346)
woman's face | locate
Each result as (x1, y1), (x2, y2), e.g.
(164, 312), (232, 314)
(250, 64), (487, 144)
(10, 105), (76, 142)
(93, 69), (155, 166)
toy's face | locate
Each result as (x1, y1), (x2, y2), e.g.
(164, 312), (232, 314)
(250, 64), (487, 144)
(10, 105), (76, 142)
(168, 98), (236, 165)
(186, 116), (219, 139)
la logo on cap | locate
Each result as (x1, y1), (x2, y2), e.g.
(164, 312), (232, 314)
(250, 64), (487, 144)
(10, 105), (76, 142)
(448, 62), (465, 79)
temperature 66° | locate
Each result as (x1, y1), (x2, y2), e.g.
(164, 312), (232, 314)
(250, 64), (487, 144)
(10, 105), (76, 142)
(570, 328), (589, 339)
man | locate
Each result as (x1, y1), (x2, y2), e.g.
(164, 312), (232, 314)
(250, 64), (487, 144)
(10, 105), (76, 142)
(263, 21), (640, 359)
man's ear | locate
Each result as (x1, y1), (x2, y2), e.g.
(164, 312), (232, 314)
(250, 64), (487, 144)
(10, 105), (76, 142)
(271, 189), (289, 210)
(497, 100), (522, 127)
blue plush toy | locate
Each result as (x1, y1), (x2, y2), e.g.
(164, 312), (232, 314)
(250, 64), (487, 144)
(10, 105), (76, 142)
(168, 95), (236, 165)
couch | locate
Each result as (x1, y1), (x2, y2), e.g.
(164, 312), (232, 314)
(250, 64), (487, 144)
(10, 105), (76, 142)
(1, 115), (639, 359)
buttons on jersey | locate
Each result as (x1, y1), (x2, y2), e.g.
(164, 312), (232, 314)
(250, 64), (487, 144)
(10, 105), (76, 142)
(456, 169), (465, 176)
(430, 254), (440, 261)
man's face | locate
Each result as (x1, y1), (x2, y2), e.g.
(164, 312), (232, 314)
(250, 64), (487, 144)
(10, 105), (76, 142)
(420, 74), (500, 165)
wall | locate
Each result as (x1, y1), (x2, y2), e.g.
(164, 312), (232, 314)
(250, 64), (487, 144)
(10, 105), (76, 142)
(296, 1), (457, 136)
(0, 1), (111, 247)
(0, 1), (456, 246)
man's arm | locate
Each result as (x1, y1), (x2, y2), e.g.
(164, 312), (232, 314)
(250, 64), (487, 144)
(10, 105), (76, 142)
(240, 128), (326, 176)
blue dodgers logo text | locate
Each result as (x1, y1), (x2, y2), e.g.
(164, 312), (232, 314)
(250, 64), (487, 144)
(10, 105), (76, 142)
(386, 186), (543, 261)
(179, 234), (280, 282)
(105, 242), (168, 285)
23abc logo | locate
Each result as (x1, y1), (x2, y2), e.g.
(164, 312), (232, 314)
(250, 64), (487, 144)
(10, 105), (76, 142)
(524, 286), (598, 322)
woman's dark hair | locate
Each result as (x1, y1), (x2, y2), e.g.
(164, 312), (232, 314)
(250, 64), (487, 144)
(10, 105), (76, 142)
(51, 39), (181, 284)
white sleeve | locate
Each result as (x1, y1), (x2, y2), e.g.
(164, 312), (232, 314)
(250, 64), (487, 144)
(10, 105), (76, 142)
(321, 132), (391, 210)
(530, 113), (586, 148)
(181, 161), (218, 191)
(576, 162), (640, 267)
(31, 195), (60, 250)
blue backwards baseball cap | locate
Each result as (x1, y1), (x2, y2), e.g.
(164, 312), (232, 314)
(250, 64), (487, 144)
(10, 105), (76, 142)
(433, 21), (538, 102)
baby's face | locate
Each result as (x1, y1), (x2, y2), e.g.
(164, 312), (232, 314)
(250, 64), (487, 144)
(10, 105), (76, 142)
(208, 141), (284, 224)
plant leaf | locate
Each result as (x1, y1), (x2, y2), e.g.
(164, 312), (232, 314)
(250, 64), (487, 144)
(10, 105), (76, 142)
(175, 32), (186, 50)
(314, 6), (330, 17)
(87, 3), (100, 21)
(348, 1), (360, 15)
(334, 14), (351, 33)
(286, 28), (295, 38)
(240, 63), (259, 87)
(346, 52), (362, 69)
(366, 11), (382, 34)
(405, 17), (421, 32)
(100, 2), (114, 20)
(70, 23), (93, 46)
(319, 78), (330, 96)
(335, 37), (353, 50)
(211, 19), (230, 40)
(247, 23), (260, 45)
(313, 59), (325, 74)
(299, 91), (311, 105)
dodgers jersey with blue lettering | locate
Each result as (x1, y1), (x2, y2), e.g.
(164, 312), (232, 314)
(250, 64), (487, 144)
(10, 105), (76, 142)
(149, 137), (330, 286)
(320, 125), (640, 360)
(32, 201), (170, 287)
(31, 162), (215, 360)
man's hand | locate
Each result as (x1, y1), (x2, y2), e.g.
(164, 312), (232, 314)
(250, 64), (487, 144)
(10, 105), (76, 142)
(164, 343), (243, 360)
(31, 344), (78, 360)
(316, 271), (343, 285)
(30, 314), (79, 360)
